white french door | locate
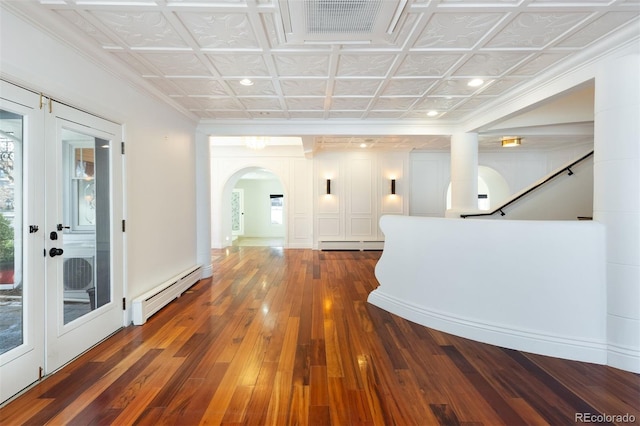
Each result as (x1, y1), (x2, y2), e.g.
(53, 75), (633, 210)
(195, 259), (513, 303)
(0, 82), (46, 404)
(44, 102), (124, 373)
(0, 80), (124, 402)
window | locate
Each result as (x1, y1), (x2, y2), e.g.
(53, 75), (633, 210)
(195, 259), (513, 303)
(270, 194), (283, 225)
(67, 143), (96, 231)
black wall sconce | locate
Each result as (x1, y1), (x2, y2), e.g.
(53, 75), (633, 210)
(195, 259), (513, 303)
(326, 179), (331, 195)
(391, 179), (396, 195)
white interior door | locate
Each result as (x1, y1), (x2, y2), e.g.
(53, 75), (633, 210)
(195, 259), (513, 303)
(44, 102), (124, 374)
(0, 82), (46, 403)
(0, 81), (124, 402)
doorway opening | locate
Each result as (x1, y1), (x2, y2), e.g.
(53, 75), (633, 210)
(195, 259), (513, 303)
(229, 168), (286, 248)
(446, 166), (510, 212)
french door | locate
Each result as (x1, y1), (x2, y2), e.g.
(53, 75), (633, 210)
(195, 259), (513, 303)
(0, 82), (45, 404)
(0, 80), (124, 402)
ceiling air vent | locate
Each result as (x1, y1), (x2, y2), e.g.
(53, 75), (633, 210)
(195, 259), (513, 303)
(305, 0), (382, 34)
(280, 0), (407, 44)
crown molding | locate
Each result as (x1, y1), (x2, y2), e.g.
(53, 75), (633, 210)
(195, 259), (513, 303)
(1, 2), (199, 125)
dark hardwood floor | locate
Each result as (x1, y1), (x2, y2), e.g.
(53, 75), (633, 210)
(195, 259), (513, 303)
(1, 247), (638, 425)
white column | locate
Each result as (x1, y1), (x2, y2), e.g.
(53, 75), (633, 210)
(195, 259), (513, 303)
(447, 132), (478, 217)
(594, 53), (640, 373)
(195, 131), (213, 278)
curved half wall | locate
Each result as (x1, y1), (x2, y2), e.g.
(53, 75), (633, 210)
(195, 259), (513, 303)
(368, 215), (607, 364)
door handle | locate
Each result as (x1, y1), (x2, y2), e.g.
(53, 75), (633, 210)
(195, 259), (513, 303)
(49, 248), (64, 257)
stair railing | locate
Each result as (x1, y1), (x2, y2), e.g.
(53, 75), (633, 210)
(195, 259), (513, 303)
(461, 150), (594, 219)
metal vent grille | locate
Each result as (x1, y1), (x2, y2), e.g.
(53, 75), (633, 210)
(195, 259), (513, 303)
(63, 257), (94, 290)
(304, 0), (383, 34)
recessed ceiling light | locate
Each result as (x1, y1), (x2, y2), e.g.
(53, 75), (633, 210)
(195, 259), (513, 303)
(427, 110), (438, 117)
(240, 79), (254, 86)
(468, 79), (484, 87)
(360, 143), (367, 148)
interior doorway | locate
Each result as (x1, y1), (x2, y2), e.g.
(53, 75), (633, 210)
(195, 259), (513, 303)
(229, 168), (286, 247)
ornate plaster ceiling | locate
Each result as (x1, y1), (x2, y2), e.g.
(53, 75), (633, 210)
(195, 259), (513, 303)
(4, 0), (639, 151)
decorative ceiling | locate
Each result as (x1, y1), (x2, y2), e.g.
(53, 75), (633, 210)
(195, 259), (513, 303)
(4, 0), (639, 151)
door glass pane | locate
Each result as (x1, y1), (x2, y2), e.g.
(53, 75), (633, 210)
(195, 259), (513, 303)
(62, 131), (110, 324)
(231, 190), (241, 232)
(0, 109), (23, 354)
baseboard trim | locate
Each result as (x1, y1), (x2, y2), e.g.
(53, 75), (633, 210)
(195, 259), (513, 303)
(368, 289), (608, 365)
(318, 240), (384, 251)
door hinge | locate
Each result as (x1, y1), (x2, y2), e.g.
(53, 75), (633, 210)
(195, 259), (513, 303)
(122, 219), (126, 232)
(43, 248), (46, 257)
(121, 141), (125, 155)
(39, 94), (53, 113)
(122, 298), (126, 310)
(39, 366), (43, 380)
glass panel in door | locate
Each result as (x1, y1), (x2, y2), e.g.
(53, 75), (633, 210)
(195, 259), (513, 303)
(231, 188), (244, 236)
(61, 132), (111, 324)
(0, 109), (23, 353)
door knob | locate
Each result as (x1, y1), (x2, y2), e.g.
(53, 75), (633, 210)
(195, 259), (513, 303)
(49, 248), (64, 257)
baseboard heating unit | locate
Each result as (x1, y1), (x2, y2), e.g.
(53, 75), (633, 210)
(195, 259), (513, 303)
(132, 265), (202, 325)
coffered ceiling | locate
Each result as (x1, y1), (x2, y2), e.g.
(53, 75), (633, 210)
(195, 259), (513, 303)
(4, 0), (639, 151)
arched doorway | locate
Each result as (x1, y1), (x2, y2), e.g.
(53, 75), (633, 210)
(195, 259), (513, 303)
(222, 167), (287, 247)
(446, 166), (510, 212)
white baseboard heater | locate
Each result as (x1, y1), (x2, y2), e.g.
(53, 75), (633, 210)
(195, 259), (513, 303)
(131, 265), (202, 325)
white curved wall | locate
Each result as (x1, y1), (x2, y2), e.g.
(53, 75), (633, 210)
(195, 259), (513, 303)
(369, 215), (607, 364)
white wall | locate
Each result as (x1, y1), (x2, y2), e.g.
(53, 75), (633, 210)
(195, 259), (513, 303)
(370, 215), (607, 364)
(314, 150), (409, 248)
(195, 130), (213, 278)
(212, 144), (593, 248)
(486, 154), (594, 220)
(235, 178), (285, 238)
(594, 53), (640, 373)
(1, 8), (199, 317)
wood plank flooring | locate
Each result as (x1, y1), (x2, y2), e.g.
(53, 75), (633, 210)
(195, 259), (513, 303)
(1, 247), (639, 425)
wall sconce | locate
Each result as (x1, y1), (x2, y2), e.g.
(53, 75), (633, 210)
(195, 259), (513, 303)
(391, 179), (396, 195)
(326, 179), (331, 195)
